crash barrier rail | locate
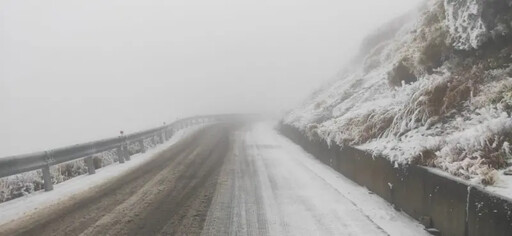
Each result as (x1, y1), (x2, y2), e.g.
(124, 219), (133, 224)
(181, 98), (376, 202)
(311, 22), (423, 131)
(0, 114), (250, 191)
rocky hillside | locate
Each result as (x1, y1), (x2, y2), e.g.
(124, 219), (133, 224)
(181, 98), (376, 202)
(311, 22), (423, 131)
(284, 0), (512, 185)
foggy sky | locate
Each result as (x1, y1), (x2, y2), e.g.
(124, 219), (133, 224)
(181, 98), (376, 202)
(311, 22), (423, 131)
(1, 0), (422, 156)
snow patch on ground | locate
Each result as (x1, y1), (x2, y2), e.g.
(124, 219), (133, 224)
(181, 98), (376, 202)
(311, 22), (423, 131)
(246, 122), (429, 235)
(487, 173), (512, 199)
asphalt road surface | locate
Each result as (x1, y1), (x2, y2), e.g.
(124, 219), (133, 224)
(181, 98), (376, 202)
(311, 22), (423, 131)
(1, 122), (428, 236)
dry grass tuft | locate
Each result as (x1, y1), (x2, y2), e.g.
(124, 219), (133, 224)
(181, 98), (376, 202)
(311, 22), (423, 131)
(417, 30), (451, 73)
(412, 149), (437, 167)
(439, 65), (481, 113)
(341, 111), (396, 145)
(387, 64), (484, 137)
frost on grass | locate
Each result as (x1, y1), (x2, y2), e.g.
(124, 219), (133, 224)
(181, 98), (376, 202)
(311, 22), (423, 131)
(284, 0), (512, 185)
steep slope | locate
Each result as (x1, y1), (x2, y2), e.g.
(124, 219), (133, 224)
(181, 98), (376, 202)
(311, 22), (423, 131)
(284, 0), (512, 185)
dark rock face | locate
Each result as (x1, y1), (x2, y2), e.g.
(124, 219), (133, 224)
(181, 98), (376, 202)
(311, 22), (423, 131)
(480, 0), (512, 38)
(388, 61), (417, 87)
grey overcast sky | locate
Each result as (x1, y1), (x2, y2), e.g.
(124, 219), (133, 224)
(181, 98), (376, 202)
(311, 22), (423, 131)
(0, 0), (423, 156)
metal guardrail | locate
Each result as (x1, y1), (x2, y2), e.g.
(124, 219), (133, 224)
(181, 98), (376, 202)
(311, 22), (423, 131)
(0, 114), (246, 191)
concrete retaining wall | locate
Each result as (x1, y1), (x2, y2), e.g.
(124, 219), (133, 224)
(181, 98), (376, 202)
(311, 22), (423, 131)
(279, 123), (512, 236)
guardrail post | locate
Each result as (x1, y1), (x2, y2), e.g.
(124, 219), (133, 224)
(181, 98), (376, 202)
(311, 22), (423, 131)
(42, 165), (53, 191)
(117, 146), (125, 163)
(162, 123), (168, 142)
(139, 139), (145, 153)
(123, 142), (131, 161)
(161, 131), (166, 143)
(42, 151), (54, 191)
(85, 156), (96, 175)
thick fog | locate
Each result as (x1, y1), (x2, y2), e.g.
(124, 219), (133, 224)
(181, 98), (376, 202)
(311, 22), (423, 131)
(1, 0), (422, 156)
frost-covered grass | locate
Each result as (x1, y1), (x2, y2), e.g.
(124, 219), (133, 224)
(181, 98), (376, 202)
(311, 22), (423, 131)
(284, 0), (512, 185)
(0, 137), (160, 203)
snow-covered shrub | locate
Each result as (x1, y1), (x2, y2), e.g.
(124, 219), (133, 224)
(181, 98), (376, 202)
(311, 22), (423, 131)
(0, 171), (43, 203)
(92, 149), (119, 167)
(0, 148), (122, 203)
(337, 109), (396, 145)
(284, 0), (512, 185)
(433, 108), (512, 184)
(51, 160), (88, 183)
(127, 142), (141, 155)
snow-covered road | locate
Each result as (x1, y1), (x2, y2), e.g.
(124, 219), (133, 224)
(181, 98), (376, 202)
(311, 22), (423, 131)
(0, 122), (428, 236)
(201, 123), (428, 236)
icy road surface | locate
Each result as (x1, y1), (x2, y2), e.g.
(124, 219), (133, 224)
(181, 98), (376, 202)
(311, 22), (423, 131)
(0, 122), (428, 236)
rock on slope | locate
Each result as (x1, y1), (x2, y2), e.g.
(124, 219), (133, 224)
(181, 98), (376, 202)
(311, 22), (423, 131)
(284, 0), (512, 185)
